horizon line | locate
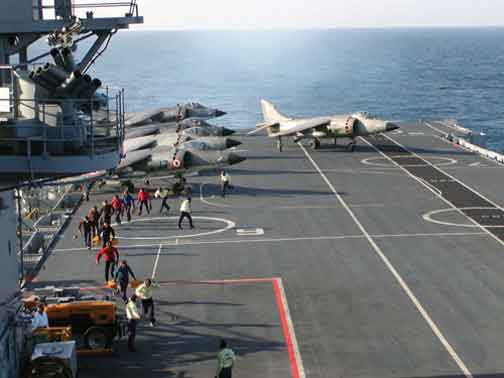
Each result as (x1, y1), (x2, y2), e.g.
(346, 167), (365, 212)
(127, 25), (504, 32)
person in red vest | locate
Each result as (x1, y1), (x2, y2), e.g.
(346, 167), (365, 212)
(111, 194), (123, 224)
(96, 241), (119, 282)
(137, 188), (151, 216)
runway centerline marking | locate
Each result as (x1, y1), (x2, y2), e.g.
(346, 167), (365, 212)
(53, 232), (488, 253)
(113, 216), (236, 240)
(299, 142), (473, 378)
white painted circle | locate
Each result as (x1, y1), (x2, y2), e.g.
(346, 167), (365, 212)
(422, 207), (504, 228)
(361, 155), (457, 168)
(112, 216), (236, 240)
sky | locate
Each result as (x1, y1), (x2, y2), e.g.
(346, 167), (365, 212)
(124, 0), (504, 30)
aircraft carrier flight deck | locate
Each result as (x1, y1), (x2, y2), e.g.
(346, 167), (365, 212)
(30, 120), (504, 378)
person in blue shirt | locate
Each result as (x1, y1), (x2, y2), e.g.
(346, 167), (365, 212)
(114, 260), (136, 301)
(122, 190), (135, 222)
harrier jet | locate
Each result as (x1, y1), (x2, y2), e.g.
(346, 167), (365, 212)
(125, 103), (227, 128)
(250, 100), (399, 151)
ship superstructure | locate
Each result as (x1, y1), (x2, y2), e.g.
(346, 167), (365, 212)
(0, 1), (142, 376)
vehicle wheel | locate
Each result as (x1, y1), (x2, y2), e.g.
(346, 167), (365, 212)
(84, 326), (110, 350)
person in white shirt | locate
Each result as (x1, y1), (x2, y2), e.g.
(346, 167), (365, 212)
(32, 304), (49, 331)
(178, 197), (194, 229)
(220, 170), (230, 198)
(125, 294), (141, 352)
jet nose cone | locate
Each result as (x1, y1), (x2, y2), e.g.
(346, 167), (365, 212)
(385, 122), (400, 132)
(215, 110), (227, 117)
(226, 138), (242, 149)
(228, 153), (246, 165)
(222, 127), (236, 136)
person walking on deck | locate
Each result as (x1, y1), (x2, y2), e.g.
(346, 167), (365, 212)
(215, 339), (236, 378)
(100, 200), (113, 226)
(178, 197), (193, 230)
(137, 188), (151, 216)
(100, 222), (116, 248)
(135, 278), (159, 327)
(95, 241), (119, 282)
(78, 216), (92, 250)
(160, 189), (171, 214)
(111, 194), (123, 225)
(115, 260), (136, 302)
(125, 294), (140, 352)
(220, 170), (230, 198)
(122, 190), (135, 222)
(88, 206), (100, 237)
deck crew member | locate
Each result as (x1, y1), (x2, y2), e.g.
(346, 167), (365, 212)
(160, 189), (171, 215)
(96, 241), (119, 282)
(125, 294), (140, 352)
(100, 222), (116, 247)
(137, 188), (151, 216)
(31, 304), (49, 331)
(88, 206), (101, 237)
(220, 170), (230, 198)
(178, 197), (193, 230)
(135, 278), (159, 327)
(122, 190), (135, 222)
(78, 216), (92, 250)
(115, 260), (136, 302)
(111, 194), (123, 225)
(215, 339), (236, 378)
(100, 200), (113, 226)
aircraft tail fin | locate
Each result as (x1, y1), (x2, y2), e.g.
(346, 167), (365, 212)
(261, 99), (290, 124)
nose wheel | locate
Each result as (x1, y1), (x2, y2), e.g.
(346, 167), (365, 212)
(347, 140), (356, 152)
(276, 137), (283, 152)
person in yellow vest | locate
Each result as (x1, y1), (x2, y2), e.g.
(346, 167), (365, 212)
(135, 278), (159, 327)
(125, 294), (141, 352)
(215, 339), (236, 378)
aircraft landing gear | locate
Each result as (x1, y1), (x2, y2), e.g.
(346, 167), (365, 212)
(310, 139), (321, 150)
(277, 137), (283, 152)
(334, 138), (338, 146)
(347, 139), (356, 152)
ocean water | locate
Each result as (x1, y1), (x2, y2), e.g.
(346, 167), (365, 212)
(34, 29), (504, 134)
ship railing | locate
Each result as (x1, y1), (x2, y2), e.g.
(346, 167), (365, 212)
(0, 91), (125, 160)
(34, 0), (140, 20)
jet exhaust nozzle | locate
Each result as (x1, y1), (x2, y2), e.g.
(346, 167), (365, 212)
(228, 153), (246, 166)
(226, 139), (242, 149)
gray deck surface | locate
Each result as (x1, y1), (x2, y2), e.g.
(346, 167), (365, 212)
(29, 121), (504, 378)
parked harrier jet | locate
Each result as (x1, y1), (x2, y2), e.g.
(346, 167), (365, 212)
(250, 99), (399, 151)
(53, 146), (246, 186)
(124, 133), (242, 153)
(125, 103), (227, 128)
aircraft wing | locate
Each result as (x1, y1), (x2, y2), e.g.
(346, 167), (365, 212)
(247, 122), (280, 135)
(117, 149), (152, 171)
(269, 119), (331, 138)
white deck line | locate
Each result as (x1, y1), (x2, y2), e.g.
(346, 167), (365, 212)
(53, 232), (488, 253)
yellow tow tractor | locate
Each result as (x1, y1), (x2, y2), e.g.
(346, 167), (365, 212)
(24, 287), (127, 354)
